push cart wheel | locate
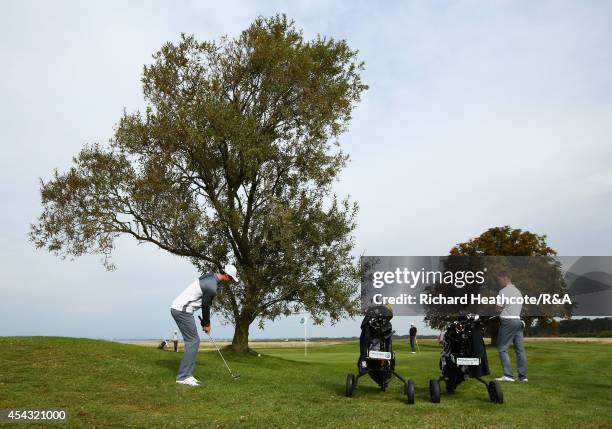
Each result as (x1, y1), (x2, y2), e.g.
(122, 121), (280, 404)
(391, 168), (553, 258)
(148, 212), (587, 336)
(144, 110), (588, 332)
(488, 380), (503, 404)
(345, 373), (356, 397)
(429, 379), (441, 403)
(405, 379), (415, 404)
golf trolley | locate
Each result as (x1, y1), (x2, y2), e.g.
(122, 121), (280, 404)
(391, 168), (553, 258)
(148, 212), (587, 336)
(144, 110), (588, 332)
(345, 305), (416, 404)
(429, 314), (503, 404)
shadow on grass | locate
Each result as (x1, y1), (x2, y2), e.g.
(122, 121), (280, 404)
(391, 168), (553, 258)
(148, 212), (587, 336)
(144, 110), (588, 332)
(436, 384), (497, 405)
(155, 359), (179, 374)
(316, 372), (476, 404)
(315, 372), (412, 399)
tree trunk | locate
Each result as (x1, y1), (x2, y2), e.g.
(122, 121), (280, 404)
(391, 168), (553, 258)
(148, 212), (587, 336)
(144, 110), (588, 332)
(231, 314), (251, 352)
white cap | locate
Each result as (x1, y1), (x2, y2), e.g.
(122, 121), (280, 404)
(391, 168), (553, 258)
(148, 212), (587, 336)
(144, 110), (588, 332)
(411, 323), (415, 326)
(223, 264), (239, 282)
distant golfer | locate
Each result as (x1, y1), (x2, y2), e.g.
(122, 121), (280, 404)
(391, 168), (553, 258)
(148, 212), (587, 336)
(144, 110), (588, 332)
(173, 330), (178, 352)
(170, 264), (239, 386)
(495, 271), (528, 382)
(409, 323), (417, 353)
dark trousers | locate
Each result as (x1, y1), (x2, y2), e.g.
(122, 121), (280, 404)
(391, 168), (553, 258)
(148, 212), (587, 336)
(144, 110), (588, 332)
(410, 336), (416, 352)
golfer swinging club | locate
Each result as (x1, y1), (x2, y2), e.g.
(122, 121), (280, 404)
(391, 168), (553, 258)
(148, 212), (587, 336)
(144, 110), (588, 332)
(170, 264), (239, 386)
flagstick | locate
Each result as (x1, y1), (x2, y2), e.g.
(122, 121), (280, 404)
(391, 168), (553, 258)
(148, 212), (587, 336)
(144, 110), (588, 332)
(304, 317), (308, 357)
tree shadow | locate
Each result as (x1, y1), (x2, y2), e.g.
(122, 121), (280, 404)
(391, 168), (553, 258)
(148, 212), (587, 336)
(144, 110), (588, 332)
(317, 374), (440, 403)
(315, 375), (396, 398)
(155, 359), (179, 374)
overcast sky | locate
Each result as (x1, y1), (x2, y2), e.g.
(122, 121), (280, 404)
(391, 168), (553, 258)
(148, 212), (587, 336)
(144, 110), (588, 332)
(1, 0), (611, 340)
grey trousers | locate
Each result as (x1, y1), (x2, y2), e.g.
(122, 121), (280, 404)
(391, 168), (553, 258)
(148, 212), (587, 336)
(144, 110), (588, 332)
(171, 308), (200, 381)
(497, 318), (527, 379)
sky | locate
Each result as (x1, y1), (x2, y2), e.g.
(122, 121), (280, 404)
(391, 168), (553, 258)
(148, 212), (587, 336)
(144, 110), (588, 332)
(1, 0), (611, 340)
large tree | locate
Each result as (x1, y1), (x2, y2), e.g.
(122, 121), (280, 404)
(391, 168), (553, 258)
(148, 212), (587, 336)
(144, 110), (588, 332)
(30, 15), (367, 352)
(424, 226), (572, 344)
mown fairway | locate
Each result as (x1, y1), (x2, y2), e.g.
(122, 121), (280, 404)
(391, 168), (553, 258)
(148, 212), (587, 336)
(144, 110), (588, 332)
(0, 337), (610, 428)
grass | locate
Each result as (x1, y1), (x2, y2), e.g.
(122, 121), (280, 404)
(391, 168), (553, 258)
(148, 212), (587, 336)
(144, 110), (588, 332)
(0, 337), (611, 428)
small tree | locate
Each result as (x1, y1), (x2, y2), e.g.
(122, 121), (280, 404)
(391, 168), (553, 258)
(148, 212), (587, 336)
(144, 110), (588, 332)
(30, 15), (367, 352)
(425, 226), (572, 344)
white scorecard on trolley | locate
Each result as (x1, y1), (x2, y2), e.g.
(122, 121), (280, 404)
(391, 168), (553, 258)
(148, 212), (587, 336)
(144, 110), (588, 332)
(456, 357), (480, 366)
(368, 350), (392, 360)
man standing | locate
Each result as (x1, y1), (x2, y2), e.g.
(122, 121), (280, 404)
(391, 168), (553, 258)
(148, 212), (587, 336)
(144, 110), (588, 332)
(170, 264), (239, 386)
(172, 330), (179, 352)
(495, 271), (528, 382)
(409, 323), (417, 354)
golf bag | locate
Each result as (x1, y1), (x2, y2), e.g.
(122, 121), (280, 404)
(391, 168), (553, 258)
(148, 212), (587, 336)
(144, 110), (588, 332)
(440, 315), (489, 385)
(429, 315), (503, 403)
(345, 305), (415, 404)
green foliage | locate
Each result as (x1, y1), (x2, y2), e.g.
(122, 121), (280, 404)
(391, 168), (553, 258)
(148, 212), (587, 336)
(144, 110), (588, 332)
(449, 226), (556, 257)
(30, 15), (367, 350)
(530, 317), (612, 337)
(425, 226), (572, 339)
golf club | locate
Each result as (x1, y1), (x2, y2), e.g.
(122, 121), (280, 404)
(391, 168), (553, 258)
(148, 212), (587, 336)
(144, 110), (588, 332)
(416, 338), (421, 353)
(199, 316), (240, 380)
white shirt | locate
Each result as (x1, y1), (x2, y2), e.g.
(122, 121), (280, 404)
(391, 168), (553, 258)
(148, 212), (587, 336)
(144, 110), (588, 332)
(170, 273), (218, 321)
(497, 283), (523, 319)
